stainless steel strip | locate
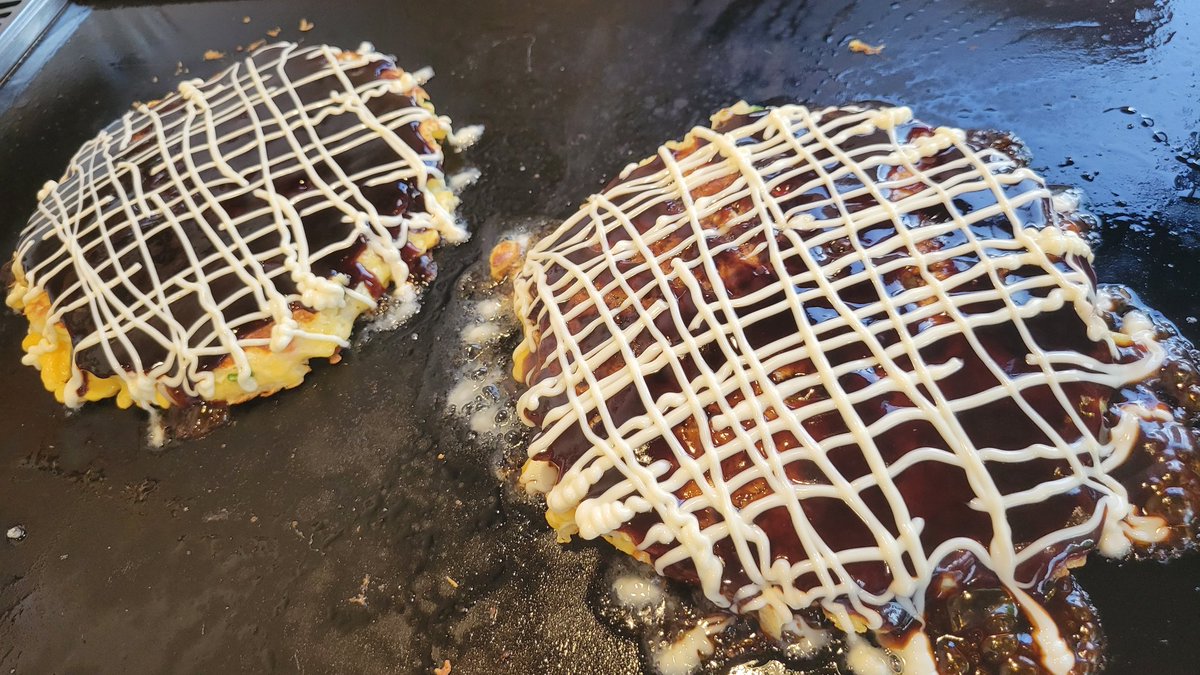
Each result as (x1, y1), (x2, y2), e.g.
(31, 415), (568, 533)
(0, 0), (68, 84)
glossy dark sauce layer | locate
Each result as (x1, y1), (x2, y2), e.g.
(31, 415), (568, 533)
(916, 551), (1105, 675)
(18, 44), (441, 379)
(517, 106), (1199, 667)
(1104, 288), (1200, 558)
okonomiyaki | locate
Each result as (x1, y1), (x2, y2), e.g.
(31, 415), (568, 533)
(507, 102), (1200, 672)
(6, 42), (475, 428)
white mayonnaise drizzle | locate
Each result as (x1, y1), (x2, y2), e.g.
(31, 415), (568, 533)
(12, 42), (469, 408)
(512, 104), (1164, 673)
(845, 637), (900, 675)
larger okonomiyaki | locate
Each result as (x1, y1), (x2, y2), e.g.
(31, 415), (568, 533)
(5, 42), (474, 429)
(509, 102), (1200, 672)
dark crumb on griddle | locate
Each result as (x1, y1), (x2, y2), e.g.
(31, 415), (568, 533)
(124, 478), (158, 503)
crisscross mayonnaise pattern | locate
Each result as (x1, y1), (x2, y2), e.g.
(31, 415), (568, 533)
(514, 104), (1161, 632)
(13, 42), (463, 407)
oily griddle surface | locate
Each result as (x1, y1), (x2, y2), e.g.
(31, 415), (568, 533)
(1, 1), (1199, 673)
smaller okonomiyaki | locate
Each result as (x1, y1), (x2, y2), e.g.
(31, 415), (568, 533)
(508, 102), (1200, 673)
(6, 42), (475, 422)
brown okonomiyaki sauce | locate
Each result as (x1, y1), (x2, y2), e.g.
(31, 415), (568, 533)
(508, 105), (1200, 673)
(518, 281), (1199, 675)
(21, 46), (441, 381)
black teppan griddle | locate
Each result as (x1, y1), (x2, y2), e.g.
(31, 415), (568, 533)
(1, 1), (1198, 673)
